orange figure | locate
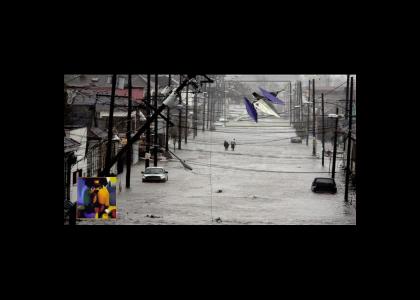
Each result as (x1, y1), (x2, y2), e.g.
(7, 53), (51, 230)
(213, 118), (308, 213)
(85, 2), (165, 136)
(91, 179), (110, 218)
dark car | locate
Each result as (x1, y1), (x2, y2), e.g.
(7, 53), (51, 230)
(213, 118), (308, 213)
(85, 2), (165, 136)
(142, 167), (168, 182)
(311, 177), (337, 193)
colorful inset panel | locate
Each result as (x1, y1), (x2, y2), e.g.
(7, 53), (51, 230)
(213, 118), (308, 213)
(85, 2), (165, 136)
(76, 177), (117, 219)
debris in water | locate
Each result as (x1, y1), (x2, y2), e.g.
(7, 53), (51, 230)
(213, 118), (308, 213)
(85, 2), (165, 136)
(215, 217), (222, 223)
(216, 189), (223, 193)
(146, 214), (161, 218)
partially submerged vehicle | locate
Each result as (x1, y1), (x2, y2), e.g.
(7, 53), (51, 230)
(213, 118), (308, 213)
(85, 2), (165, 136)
(311, 178), (337, 194)
(142, 167), (168, 182)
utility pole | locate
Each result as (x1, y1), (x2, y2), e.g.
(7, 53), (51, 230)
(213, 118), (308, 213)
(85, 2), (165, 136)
(213, 89), (216, 129)
(344, 77), (354, 202)
(99, 74), (194, 176)
(210, 82), (213, 128)
(312, 78), (316, 156)
(126, 74), (132, 188)
(294, 82), (297, 124)
(220, 77), (224, 123)
(306, 80), (310, 146)
(166, 74), (171, 152)
(331, 107), (339, 179)
(321, 93), (325, 167)
(215, 91), (219, 122)
(185, 84), (189, 144)
(94, 94), (98, 127)
(343, 74), (350, 153)
(154, 74), (158, 166)
(300, 81), (303, 124)
(293, 81), (299, 125)
(207, 81), (210, 129)
(104, 74), (117, 176)
(224, 78), (227, 127)
(345, 74), (350, 120)
(290, 82), (293, 124)
(145, 74), (151, 169)
(135, 106), (139, 134)
(298, 81), (300, 123)
(202, 83), (206, 131)
(215, 77), (219, 124)
(209, 83), (212, 129)
(209, 87), (213, 130)
(215, 76), (219, 128)
(211, 83), (215, 130)
(216, 80), (220, 123)
(178, 74), (182, 150)
(289, 81), (292, 125)
(193, 85), (198, 138)
(214, 76), (218, 129)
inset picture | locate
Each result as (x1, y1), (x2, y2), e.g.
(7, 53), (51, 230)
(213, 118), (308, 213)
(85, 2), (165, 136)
(77, 177), (117, 219)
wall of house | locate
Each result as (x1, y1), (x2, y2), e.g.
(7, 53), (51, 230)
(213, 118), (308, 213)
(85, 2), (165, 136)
(64, 156), (69, 201)
(86, 140), (104, 177)
(64, 105), (94, 128)
(69, 127), (88, 202)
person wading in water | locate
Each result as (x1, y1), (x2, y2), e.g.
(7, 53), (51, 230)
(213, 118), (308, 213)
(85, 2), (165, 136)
(231, 139), (236, 151)
(224, 140), (229, 151)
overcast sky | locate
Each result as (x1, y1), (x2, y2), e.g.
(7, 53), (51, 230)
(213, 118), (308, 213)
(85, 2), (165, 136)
(224, 74), (349, 84)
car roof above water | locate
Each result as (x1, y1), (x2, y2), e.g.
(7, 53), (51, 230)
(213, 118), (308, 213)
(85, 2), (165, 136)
(314, 177), (335, 183)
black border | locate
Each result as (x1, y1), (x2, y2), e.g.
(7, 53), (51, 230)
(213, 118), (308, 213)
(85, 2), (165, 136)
(57, 43), (372, 245)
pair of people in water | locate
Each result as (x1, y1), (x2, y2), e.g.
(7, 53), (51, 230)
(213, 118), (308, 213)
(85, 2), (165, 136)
(224, 139), (236, 151)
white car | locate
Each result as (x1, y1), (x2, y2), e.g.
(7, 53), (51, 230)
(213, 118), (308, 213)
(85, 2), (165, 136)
(142, 167), (168, 182)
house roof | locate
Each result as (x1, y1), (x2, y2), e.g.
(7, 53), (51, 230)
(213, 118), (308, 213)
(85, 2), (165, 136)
(64, 74), (148, 88)
(71, 92), (96, 105)
(137, 74), (179, 88)
(67, 87), (144, 104)
(70, 91), (144, 107)
(64, 74), (185, 101)
(64, 137), (81, 153)
(65, 75), (110, 88)
(88, 127), (108, 140)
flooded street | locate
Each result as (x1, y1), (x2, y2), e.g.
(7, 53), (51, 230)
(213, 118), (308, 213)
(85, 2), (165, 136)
(79, 104), (356, 225)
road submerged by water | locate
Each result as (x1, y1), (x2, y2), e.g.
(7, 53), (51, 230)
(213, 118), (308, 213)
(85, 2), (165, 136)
(78, 104), (356, 225)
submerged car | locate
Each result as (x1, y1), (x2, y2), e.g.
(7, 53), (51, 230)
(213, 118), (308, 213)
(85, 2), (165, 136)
(311, 177), (337, 193)
(142, 167), (168, 182)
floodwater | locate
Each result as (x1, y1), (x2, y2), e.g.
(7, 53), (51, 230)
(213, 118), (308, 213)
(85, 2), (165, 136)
(78, 104), (356, 225)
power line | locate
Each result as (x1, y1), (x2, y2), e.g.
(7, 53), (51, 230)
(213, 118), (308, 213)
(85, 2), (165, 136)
(209, 127), (213, 223)
(314, 80), (348, 100)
